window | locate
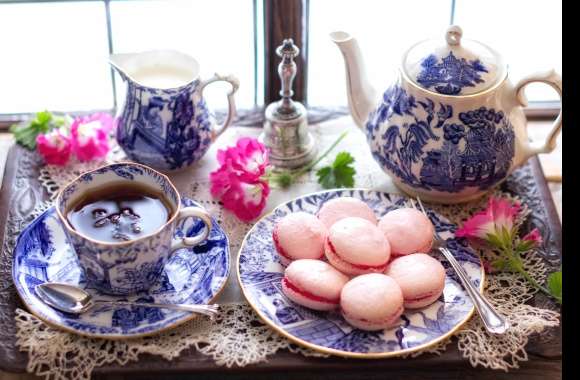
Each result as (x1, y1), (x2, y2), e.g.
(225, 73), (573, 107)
(110, 0), (256, 109)
(0, 0), (561, 118)
(0, 0), (257, 116)
(308, 0), (562, 108)
(0, 1), (112, 113)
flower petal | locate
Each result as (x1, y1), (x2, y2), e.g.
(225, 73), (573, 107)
(70, 113), (113, 162)
(36, 128), (72, 166)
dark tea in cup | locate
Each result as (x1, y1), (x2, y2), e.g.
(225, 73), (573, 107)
(56, 162), (213, 294)
(66, 183), (174, 243)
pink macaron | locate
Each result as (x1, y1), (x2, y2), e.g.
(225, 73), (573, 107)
(273, 212), (328, 266)
(325, 217), (391, 275)
(317, 197), (377, 229)
(385, 253), (446, 309)
(340, 273), (404, 331)
(282, 259), (350, 311)
(378, 208), (434, 256)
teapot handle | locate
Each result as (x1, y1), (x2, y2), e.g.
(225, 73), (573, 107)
(514, 69), (562, 162)
(198, 73), (240, 141)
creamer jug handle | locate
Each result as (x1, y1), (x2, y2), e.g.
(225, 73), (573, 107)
(514, 69), (562, 162)
(198, 73), (240, 141)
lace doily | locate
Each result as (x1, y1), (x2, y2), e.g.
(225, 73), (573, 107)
(9, 117), (560, 379)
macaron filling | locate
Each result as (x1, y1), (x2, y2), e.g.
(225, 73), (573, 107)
(326, 238), (389, 271)
(405, 290), (440, 303)
(273, 228), (296, 261)
(273, 226), (324, 262)
(282, 277), (340, 305)
(342, 304), (404, 327)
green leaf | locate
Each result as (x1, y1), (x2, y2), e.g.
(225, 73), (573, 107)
(10, 110), (61, 150)
(515, 239), (534, 253)
(316, 152), (356, 189)
(316, 167), (333, 188)
(35, 110), (52, 125)
(269, 172), (293, 189)
(333, 151), (355, 168)
(491, 257), (509, 271)
(501, 226), (513, 246)
(486, 233), (504, 249)
(547, 270), (562, 303)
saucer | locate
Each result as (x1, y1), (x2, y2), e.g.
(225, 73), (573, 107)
(12, 198), (230, 339)
(238, 189), (484, 358)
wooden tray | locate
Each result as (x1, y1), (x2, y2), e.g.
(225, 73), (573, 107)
(0, 116), (561, 380)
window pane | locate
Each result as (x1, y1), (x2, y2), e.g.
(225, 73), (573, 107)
(0, 2), (113, 114)
(454, 0), (561, 103)
(110, 0), (255, 109)
(308, 0), (452, 106)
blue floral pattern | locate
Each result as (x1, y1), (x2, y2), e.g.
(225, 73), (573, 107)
(416, 52), (489, 95)
(116, 80), (213, 171)
(238, 189), (483, 356)
(365, 85), (515, 193)
(12, 198), (230, 338)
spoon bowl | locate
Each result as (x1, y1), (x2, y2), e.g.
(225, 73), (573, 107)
(36, 283), (94, 314)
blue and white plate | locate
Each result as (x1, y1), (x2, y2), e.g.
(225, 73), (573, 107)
(13, 198), (230, 339)
(237, 189), (484, 358)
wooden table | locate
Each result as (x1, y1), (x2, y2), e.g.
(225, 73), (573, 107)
(0, 114), (562, 380)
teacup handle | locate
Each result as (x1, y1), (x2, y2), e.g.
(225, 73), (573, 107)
(171, 206), (213, 251)
(198, 73), (240, 141)
(514, 69), (562, 162)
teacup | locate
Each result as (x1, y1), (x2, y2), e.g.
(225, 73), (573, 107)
(56, 162), (212, 295)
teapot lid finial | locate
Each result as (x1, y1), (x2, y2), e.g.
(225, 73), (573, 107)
(445, 25), (462, 46)
(402, 25), (505, 96)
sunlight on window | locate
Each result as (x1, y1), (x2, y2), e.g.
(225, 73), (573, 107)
(454, 0), (562, 102)
(110, 0), (255, 110)
(308, 0), (561, 106)
(308, 0), (451, 107)
(0, 2), (113, 114)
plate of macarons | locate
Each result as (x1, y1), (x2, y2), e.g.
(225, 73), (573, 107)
(237, 189), (484, 358)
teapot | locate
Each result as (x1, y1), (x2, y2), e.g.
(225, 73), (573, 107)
(331, 26), (562, 203)
(110, 50), (239, 171)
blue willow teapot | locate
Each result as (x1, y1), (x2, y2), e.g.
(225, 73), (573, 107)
(110, 50), (239, 171)
(331, 26), (562, 203)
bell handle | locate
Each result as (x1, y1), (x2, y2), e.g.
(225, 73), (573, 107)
(198, 73), (240, 141)
(514, 69), (562, 163)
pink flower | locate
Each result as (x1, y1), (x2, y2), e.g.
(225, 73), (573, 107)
(210, 165), (270, 222)
(210, 138), (270, 222)
(522, 228), (543, 246)
(36, 128), (72, 166)
(456, 197), (520, 244)
(70, 113), (114, 162)
(216, 137), (268, 181)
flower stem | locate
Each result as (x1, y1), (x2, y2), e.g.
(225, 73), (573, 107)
(297, 130), (350, 175)
(264, 130), (349, 187)
(505, 246), (556, 301)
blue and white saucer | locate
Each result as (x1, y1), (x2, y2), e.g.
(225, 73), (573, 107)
(13, 198), (230, 339)
(238, 189), (484, 358)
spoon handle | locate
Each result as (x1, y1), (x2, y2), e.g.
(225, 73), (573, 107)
(439, 247), (509, 334)
(94, 300), (219, 319)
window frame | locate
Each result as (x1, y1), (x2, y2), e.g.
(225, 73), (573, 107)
(0, 0), (561, 130)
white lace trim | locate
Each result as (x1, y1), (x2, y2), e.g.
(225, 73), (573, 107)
(13, 120), (559, 379)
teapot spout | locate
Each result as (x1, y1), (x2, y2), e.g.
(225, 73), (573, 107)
(330, 31), (377, 129)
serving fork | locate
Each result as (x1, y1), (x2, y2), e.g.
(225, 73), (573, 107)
(407, 197), (510, 334)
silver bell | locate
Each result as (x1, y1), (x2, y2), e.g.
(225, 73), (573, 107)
(259, 39), (316, 169)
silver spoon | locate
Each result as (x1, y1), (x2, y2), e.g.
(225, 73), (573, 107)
(35, 283), (219, 320)
(408, 197), (510, 335)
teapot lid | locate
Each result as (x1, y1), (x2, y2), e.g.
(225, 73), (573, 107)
(403, 25), (505, 96)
